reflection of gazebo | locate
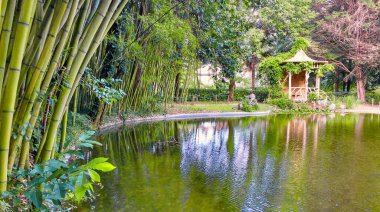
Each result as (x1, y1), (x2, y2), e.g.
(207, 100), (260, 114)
(283, 50), (328, 102)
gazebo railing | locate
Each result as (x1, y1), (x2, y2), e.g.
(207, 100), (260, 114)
(290, 87), (318, 102)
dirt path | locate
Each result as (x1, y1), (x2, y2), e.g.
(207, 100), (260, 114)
(336, 104), (380, 114)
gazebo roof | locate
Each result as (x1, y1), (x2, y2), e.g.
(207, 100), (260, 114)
(285, 50), (328, 64)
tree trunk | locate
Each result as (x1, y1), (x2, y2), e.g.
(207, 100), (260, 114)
(251, 55), (257, 92)
(174, 73), (180, 102)
(334, 70), (340, 92)
(228, 79), (236, 102)
(355, 66), (366, 102)
(347, 79), (351, 92)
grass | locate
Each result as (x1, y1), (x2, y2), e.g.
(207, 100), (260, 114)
(168, 101), (272, 114)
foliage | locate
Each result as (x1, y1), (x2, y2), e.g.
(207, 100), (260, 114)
(267, 97), (294, 110)
(258, 37), (312, 89)
(308, 92), (318, 102)
(366, 92), (380, 104)
(332, 96), (360, 109)
(240, 99), (259, 112)
(84, 70), (126, 105)
(186, 87), (269, 102)
(2, 157), (115, 211)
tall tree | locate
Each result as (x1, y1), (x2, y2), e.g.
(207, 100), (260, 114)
(314, 0), (380, 101)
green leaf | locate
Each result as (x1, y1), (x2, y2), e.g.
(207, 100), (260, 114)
(27, 189), (43, 209)
(78, 143), (94, 148)
(74, 185), (87, 203)
(81, 157), (109, 170)
(84, 140), (103, 146)
(88, 170), (101, 182)
(92, 162), (116, 172)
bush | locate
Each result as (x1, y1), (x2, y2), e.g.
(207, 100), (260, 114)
(342, 96), (359, 109)
(366, 92), (380, 104)
(268, 88), (287, 99)
(308, 91), (318, 102)
(254, 87), (270, 102)
(267, 97), (294, 110)
(186, 87), (269, 102)
(240, 99), (259, 112)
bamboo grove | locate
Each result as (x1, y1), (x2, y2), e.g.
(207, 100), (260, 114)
(0, 0), (129, 193)
(75, 0), (200, 128)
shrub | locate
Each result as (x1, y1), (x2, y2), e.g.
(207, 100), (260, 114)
(186, 87), (269, 102)
(342, 96), (359, 109)
(240, 99), (259, 112)
(254, 87), (270, 102)
(267, 97), (294, 110)
(308, 91), (318, 102)
(366, 92), (380, 104)
(331, 95), (360, 109)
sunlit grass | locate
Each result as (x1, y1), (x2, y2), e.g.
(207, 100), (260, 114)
(169, 101), (272, 113)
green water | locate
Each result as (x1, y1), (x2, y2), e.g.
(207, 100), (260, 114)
(86, 114), (380, 211)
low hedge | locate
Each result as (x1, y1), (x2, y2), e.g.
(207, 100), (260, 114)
(366, 92), (380, 104)
(185, 87), (269, 102)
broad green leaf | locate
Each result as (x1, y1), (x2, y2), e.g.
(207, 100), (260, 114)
(92, 162), (116, 172)
(81, 157), (109, 170)
(88, 170), (101, 182)
(84, 140), (103, 146)
(27, 190), (43, 209)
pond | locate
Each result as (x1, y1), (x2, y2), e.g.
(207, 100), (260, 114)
(84, 114), (380, 211)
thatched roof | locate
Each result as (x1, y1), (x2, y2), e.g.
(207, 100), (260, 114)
(285, 50), (328, 64)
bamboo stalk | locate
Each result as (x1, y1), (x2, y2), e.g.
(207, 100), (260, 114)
(59, 109), (68, 153)
(0, 0), (37, 193)
(0, 0), (17, 106)
(8, 0), (71, 170)
(16, 0), (80, 169)
(40, 0), (115, 163)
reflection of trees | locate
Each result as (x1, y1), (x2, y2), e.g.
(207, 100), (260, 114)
(88, 114), (380, 211)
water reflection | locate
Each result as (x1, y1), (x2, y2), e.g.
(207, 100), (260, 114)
(86, 114), (380, 211)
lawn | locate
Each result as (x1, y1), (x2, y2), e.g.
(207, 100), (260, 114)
(168, 101), (272, 114)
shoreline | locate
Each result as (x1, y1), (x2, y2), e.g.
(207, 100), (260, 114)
(98, 111), (271, 133)
(98, 107), (380, 134)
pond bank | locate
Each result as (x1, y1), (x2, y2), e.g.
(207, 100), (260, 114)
(336, 104), (380, 114)
(99, 111), (271, 133)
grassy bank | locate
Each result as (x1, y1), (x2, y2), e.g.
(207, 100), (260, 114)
(167, 102), (272, 114)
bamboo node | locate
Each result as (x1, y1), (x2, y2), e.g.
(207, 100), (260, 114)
(2, 110), (15, 113)
(78, 48), (87, 54)
(48, 33), (56, 39)
(9, 68), (20, 72)
(17, 21), (30, 26)
(96, 11), (106, 18)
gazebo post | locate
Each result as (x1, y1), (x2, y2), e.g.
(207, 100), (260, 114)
(305, 71), (309, 101)
(288, 72), (292, 99)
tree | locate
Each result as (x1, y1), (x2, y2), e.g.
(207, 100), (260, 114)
(314, 0), (380, 101)
(189, 0), (251, 101)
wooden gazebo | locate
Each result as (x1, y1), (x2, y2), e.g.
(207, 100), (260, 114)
(283, 50), (328, 102)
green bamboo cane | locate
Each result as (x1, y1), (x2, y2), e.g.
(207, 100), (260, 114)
(15, 0), (69, 122)
(17, 137), (29, 170)
(8, 0), (70, 170)
(18, 6), (55, 93)
(72, 87), (78, 126)
(40, 0), (114, 163)
(67, 0), (128, 108)
(59, 109), (68, 153)
(0, 0), (37, 193)
(16, 0), (81, 169)
(0, 0), (9, 33)
(33, 0), (89, 163)
(0, 0), (16, 106)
